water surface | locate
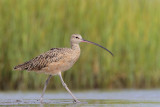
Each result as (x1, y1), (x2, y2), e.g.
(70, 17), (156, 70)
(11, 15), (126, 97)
(0, 90), (160, 106)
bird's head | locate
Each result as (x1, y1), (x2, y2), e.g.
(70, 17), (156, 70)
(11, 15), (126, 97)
(70, 34), (83, 44)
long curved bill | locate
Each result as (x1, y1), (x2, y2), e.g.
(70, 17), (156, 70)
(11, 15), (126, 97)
(81, 39), (113, 56)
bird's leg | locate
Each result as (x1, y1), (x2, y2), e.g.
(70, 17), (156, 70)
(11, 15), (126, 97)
(58, 72), (80, 103)
(40, 75), (52, 103)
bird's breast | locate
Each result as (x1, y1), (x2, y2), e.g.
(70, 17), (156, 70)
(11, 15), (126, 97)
(42, 50), (80, 75)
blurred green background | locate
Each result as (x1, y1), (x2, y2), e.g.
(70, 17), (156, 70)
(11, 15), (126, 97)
(0, 0), (160, 91)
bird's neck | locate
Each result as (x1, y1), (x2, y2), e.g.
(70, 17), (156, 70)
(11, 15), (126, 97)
(71, 43), (80, 51)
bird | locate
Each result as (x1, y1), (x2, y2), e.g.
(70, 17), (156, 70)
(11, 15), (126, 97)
(13, 34), (113, 103)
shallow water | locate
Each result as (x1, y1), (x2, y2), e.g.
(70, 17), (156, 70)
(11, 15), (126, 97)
(0, 90), (160, 106)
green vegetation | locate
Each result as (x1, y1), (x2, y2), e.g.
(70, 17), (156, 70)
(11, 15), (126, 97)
(0, 0), (160, 90)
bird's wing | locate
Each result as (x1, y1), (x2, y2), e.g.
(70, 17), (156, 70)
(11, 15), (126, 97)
(14, 48), (66, 71)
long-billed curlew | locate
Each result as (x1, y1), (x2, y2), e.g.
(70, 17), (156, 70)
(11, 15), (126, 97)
(14, 34), (113, 103)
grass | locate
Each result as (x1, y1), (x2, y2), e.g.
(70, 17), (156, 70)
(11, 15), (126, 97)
(0, 0), (160, 90)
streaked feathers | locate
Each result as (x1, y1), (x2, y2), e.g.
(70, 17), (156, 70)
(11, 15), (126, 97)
(14, 48), (66, 71)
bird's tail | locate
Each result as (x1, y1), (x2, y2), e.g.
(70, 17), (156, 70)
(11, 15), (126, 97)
(13, 61), (30, 71)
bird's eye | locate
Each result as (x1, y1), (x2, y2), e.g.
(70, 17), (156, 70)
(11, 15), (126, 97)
(76, 37), (79, 39)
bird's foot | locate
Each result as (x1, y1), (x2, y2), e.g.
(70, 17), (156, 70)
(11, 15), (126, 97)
(73, 99), (81, 103)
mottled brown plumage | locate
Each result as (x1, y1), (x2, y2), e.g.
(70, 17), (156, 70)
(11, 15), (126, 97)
(14, 45), (80, 75)
(14, 48), (63, 71)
